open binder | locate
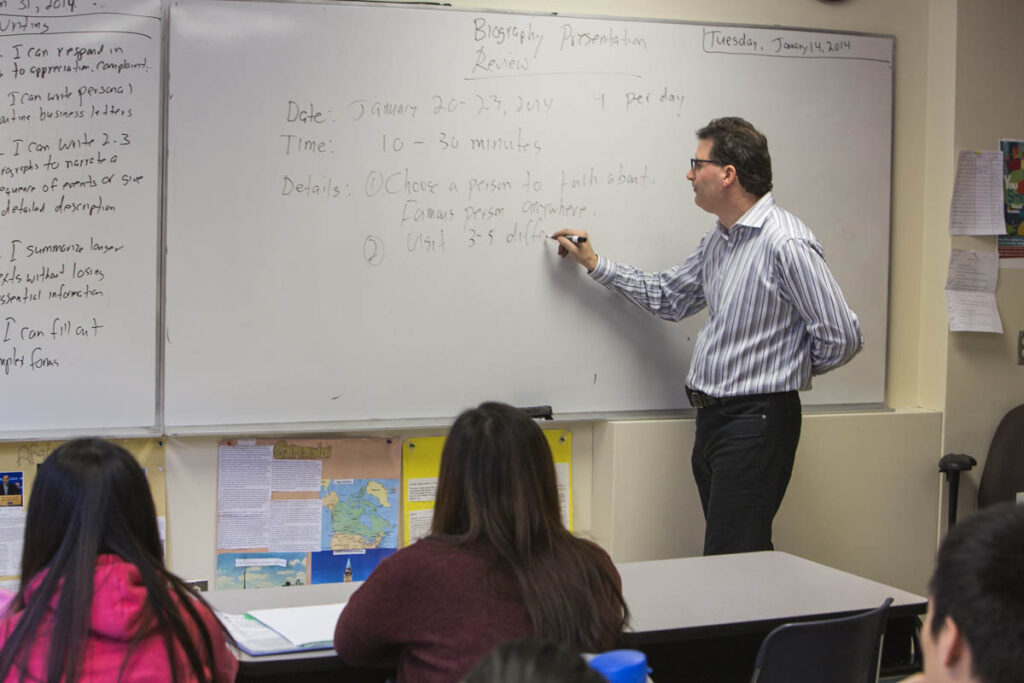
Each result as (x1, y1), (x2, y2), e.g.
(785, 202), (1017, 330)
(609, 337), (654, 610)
(218, 602), (346, 656)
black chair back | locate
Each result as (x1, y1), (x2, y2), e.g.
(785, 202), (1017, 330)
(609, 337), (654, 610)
(750, 597), (893, 683)
(978, 404), (1024, 508)
(939, 403), (1024, 528)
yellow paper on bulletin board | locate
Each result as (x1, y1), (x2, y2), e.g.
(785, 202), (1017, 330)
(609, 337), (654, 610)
(0, 439), (166, 583)
(401, 430), (572, 546)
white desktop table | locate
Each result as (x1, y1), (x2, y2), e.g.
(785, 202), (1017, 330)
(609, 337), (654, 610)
(617, 552), (925, 681)
(620, 551), (925, 643)
(206, 551), (926, 681)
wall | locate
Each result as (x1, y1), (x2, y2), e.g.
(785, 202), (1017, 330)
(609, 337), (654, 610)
(943, 0), (1024, 518)
(166, 426), (597, 585)
(592, 411), (942, 593)
(165, 0), (957, 597)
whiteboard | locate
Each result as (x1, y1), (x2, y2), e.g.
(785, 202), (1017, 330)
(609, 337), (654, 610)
(0, 0), (162, 438)
(165, 1), (892, 430)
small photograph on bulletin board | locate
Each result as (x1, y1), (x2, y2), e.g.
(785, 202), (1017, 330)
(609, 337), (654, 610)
(0, 472), (24, 507)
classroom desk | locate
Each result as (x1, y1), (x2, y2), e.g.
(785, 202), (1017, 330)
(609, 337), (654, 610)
(206, 551), (926, 682)
(206, 581), (375, 682)
(617, 552), (926, 681)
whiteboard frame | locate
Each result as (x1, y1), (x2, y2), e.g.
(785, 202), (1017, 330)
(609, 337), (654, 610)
(0, 0), (167, 442)
(159, 0), (895, 436)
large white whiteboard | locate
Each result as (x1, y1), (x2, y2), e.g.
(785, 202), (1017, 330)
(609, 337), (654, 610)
(165, 1), (892, 430)
(0, 0), (161, 438)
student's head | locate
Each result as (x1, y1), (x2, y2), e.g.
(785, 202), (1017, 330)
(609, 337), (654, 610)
(432, 401), (562, 543)
(431, 402), (628, 652)
(921, 503), (1024, 683)
(0, 438), (226, 683)
(694, 116), (773, 198)
(463, 638), (607, 683)
(21, 438), (161, 580)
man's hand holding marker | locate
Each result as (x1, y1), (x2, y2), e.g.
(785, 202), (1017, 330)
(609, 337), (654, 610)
(551, 229), (598, 273)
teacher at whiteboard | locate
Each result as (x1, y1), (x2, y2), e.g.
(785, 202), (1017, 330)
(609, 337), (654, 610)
(553, 117), (862, 556)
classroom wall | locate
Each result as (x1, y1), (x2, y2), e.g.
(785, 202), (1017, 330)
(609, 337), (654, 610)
(943, 0), (1024, 519)
(165, 428), (597, 585)
(163, 0), (984, 597)
(591, 411), (942, 593)
(437, 1), (952, 597)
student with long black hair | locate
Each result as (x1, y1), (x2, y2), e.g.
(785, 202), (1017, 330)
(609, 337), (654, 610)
(0, 438), (237, 683)
(334, 402), (628, 683)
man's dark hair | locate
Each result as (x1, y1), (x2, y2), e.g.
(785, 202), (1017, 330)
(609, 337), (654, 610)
(697, 117), (773, 197)
(929, 502), (1024, 683)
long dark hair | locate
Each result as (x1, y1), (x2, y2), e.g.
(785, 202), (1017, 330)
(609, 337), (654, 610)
(430, 402), (628, 651)
(0, 438), (229, 683)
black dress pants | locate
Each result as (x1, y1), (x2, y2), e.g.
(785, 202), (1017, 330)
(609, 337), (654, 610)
(691, 391), (801, 555)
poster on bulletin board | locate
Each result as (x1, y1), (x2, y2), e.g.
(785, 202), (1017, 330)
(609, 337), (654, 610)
(402, 430), (573, 546)
(214, 437), (400, 589)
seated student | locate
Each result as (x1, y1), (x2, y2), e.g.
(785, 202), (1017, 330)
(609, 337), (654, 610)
(334, 402), (629, 683)
(463, 638), (607, 683)
(904, 502), (1024, 683)
(0, 438), (238, 682)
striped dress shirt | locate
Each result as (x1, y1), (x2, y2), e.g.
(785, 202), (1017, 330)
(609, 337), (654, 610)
(591, 192), (863, 398)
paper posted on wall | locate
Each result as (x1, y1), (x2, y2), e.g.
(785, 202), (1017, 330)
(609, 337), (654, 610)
(949, 150), (1006, 236)
(945, 249), (1003, 333)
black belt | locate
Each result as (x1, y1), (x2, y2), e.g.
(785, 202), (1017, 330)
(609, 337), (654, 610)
(686, 387), (796, 409)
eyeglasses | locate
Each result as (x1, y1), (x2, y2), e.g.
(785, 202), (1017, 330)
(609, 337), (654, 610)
(690, 158), (720, 171)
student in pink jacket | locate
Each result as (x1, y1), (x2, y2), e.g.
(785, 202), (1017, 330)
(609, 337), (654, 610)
(0, 438), (237, 683)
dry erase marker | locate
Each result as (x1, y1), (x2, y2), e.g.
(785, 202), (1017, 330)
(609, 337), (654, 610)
(553, 235), (587, 245)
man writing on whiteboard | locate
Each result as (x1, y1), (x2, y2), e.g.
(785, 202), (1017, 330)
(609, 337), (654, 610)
(553, 117), (862, 555)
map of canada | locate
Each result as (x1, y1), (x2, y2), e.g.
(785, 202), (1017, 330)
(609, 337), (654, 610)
(320, 479), (398, 551)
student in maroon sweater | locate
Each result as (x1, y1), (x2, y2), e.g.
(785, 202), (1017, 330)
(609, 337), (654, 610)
(335, 402), (629, 683)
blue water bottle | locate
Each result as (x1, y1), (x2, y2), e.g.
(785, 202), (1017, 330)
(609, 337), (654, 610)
(587, 649), (651, 683)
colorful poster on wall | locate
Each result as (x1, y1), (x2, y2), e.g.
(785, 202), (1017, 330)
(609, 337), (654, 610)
(998, 139), (1024, 260)
(401, 430), (573, 547)
(214, 438), (400, 589)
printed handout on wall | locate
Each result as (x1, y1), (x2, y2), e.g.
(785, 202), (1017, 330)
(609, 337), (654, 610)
(401, 430), (573, 546)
